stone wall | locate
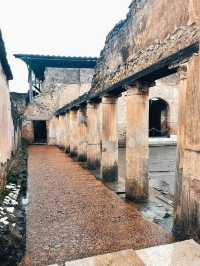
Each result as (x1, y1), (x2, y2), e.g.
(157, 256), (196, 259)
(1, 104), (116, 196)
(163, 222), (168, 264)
(10, 92), (27, 151)
(22, 67), (94, 143)
(117, 73), (179, 145)
(149, 74), (179, 136)
(90, 0), (199, 95)
(0, 63), (14, 190)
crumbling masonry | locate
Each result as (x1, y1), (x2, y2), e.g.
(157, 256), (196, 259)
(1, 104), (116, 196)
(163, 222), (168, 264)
(16, 0), (200, 241)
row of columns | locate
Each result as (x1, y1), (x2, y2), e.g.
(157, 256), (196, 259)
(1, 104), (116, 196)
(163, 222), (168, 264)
(49, 52), (200, 240)
(50, 83), (149, 202)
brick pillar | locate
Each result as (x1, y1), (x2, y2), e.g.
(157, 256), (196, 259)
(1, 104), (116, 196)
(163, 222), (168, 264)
(101, 96), (118, 182)
(78, 106), (88, 162)
(125, 83), (149, 202)
(174, 54), (200, 241)
(48, 117), (57, 145)
(70, 110), (78, 157)
(59, 115), (65, 149)
(55, 116), (60, 146)
(64, 112), (70, 153)
(87, 102), (101, 169)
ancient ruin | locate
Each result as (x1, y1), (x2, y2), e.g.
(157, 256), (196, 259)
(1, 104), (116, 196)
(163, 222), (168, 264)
(1, 0), (200, 265)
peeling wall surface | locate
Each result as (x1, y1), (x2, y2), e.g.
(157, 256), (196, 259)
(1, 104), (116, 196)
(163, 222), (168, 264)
(0, 63), (13, 189)
(90, 0), (199, 95)
(25, 67), (94, 120)
(23, 67), (94, 143)
(10, 92), (27, 151)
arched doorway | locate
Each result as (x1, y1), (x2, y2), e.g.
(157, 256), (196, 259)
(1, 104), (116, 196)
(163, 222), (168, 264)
(149, 98), (169, 137)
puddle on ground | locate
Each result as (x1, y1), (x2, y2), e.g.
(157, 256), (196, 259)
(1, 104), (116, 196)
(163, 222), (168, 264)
(81, 145), (176, 233)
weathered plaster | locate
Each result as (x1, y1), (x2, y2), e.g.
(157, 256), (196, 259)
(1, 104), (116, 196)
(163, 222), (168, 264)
(0, 63), (13, 190)
(91, 0), (199, 95)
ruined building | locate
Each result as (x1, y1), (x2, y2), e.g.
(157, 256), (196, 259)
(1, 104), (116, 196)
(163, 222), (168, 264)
(12, 0), (200, 252)
(16, 59), (179, 146)
(14, 54), (97, 144)
(48, 0), (200, 242)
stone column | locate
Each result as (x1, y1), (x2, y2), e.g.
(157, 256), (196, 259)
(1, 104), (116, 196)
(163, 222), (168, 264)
(69, 109), (78, 157)
(173, 64), (188, 239)
(64, 112), (70, 153)
(77, 106), (88, 162)
(55, 116), (60, 146)
(125, 83), (149, 202)
(87, 102), (101, 169)
(48, 117), (57, 145)
(173, 54), (200, 241)
(59, 115), (65, 149)
(101, 96), (118, 182)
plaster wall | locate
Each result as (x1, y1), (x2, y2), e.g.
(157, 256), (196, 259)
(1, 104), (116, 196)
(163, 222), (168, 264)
(0, 63), (14, 190)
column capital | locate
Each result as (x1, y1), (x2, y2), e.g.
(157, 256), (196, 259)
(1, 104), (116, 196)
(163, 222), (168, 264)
(178, 64), (188, 81)
(87, 101), (98, 107)
(125, 81), (149, 96)
(102, 95), (118, 104)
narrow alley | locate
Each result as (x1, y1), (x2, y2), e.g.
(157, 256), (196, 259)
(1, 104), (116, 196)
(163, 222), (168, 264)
(25, 146), (171, 266)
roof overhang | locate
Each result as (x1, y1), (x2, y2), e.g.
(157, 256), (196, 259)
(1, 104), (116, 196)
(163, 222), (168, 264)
(0, 31), (13, 80)
(14, 54), (97, 81)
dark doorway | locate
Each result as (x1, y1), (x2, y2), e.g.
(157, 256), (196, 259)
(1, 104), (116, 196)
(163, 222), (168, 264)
(33, 120), (47, 143)
(149, 98), (169, 137)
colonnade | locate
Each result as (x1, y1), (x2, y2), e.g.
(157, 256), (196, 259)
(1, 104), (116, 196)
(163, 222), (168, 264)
(49, 53), (200, 239)
(49, 83), (150, 202)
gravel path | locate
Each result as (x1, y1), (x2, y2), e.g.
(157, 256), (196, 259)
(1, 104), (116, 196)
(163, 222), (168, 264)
(25, 145), (172, 266)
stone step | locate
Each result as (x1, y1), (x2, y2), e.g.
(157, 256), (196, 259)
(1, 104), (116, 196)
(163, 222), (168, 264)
(59, 240), (200, 266)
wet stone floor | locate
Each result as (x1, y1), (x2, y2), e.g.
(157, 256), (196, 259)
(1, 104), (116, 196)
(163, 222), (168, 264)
(25, 146), (171, 266)
(89, 145), (176, 232)
(106, 146), (176, 232)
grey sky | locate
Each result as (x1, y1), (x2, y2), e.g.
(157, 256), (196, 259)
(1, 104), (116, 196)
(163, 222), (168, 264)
(0, 0), (131, 92)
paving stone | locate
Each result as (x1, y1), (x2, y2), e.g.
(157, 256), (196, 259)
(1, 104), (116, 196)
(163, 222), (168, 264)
(65, 249), (144, 266)
(64, 240), (200, 266)
(136, 239), (200, 266)
(25, 146), (172, 266)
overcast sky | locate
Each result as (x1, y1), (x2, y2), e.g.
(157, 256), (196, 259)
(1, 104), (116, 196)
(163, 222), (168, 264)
(0, 0), (131, 92)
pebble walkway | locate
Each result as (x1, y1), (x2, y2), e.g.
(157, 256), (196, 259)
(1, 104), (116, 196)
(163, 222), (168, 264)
(25, 145), (172, 266)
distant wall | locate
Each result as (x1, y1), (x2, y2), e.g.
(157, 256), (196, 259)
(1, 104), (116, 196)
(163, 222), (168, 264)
(22, 67), (94, 143)
(117, 73), (179, 145)
(10, 92), (27, 151)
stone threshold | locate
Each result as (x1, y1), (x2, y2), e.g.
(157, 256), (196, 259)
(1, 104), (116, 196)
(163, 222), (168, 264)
(119, 137), (177, 148)
(48, 240), (200, 266)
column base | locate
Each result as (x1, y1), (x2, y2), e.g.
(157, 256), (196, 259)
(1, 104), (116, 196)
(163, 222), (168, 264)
(65, 146), (70, 153)
(87, 159), (100, 170)
(101, 165), (118, 182)
(125, 180), (148, 203)
(59, 145), (65, 151)
(125, 194), (148, 203)
(77, 153), (87, 162)
(173, 217), (189, 241)
(70, 150), (78, 158)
